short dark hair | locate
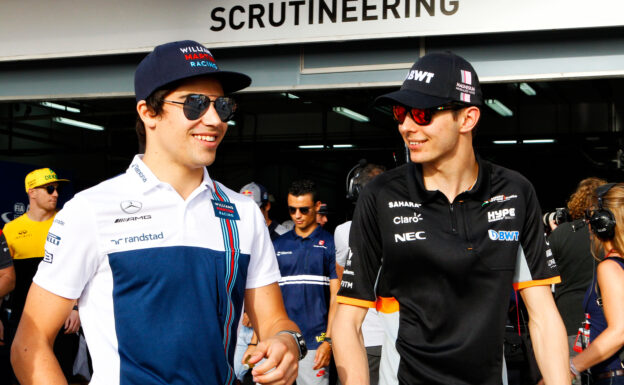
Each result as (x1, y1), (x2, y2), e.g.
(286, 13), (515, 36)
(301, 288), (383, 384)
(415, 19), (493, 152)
(288, 179), (318, 202)
(354, 164), (386, 189)
(134, 82), (181, 153)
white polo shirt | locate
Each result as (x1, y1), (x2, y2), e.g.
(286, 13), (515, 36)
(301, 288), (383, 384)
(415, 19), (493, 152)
(34, 155), (280, 385)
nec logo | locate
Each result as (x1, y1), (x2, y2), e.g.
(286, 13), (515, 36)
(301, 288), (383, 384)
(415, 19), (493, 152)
(488, 230), (519, 241)
(487, 208), (515, 223)
(394, 231), (426, 242)
(406, 70), (435, 83)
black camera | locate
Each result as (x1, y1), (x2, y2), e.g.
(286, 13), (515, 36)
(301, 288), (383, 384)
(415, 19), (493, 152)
(542, 207), (571, 228)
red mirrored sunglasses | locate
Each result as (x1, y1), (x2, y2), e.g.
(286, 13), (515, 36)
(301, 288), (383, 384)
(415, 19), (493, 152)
(392, 104), (465, 125)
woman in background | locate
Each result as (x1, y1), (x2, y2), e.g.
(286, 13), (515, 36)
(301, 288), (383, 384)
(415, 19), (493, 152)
(571, 183), (624, 384)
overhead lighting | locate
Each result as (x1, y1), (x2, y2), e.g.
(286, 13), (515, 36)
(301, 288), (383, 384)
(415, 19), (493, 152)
(40, 101), (80, 113)
(522, 139), (555, 144)
(227, 121), (236, 126)
(298, 145), (325, 149)
(332, 107), (370, 122)
(333, 144), (354, 148)
(485, 99), (513, 117)
(281, 92), (299, 99)
(519, 83), (537, 96)
(493, 140), (518, 145)
(53, 117), (104, 131)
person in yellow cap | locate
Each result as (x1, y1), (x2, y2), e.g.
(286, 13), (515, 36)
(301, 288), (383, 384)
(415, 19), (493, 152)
(2, 167), (79, 382)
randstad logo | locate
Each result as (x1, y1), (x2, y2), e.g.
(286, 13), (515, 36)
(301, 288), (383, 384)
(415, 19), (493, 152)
(488, 230), (519, 241)
(110, 232), (164, 245)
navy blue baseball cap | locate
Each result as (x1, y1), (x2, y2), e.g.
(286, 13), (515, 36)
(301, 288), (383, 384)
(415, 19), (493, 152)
(376, 52), (482, 109)
(134, 40), (252, 102)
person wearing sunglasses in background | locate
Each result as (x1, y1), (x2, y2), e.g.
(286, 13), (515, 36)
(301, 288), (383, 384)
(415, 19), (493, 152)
(272, 179), (339, 385)
(2, 168), (81, 383)
(11, 41), (305, 385)
(332, 52), (570, 384)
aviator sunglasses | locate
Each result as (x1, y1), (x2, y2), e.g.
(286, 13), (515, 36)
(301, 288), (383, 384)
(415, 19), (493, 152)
(288, 206), (312, 215)
(37, 185), (60, 194)
(392, 104), (465, 125)
(163, 94), (237, 122)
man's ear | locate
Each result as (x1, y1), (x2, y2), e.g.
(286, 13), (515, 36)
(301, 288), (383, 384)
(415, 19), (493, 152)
(459, 106), (481, 134)
(314, 201), (322, 211)
(136, 101), (159, 131)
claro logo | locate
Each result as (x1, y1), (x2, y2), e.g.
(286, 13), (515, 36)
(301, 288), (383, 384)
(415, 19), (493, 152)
(394, 231), (426, 242)
(393, 213), (423, 225)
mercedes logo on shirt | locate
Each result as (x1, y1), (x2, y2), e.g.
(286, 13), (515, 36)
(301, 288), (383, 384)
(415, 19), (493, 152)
(120, 200), (143, 214)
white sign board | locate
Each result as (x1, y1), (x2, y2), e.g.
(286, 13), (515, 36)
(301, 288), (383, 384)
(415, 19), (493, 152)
(1, 0), (623, 60)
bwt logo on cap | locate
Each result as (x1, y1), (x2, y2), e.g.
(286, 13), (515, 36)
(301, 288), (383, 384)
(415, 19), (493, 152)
(406, 70), (435, 84)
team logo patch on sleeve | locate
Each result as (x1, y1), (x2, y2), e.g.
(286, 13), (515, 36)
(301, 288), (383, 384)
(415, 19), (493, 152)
(43, 250), (54, 263)
(211, 200), (240, 220)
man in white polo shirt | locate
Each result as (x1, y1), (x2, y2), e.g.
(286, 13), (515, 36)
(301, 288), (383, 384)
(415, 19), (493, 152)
(11, 40), (305, 385)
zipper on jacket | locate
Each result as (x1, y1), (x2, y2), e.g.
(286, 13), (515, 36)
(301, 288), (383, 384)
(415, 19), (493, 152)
(449, 203), (458, 234)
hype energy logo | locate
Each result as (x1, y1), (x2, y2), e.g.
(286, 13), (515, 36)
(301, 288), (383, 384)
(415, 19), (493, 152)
(488, 230), (519, 242)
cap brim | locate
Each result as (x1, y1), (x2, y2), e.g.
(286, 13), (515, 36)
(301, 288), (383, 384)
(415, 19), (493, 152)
(204, 71), (252, 94)
(29, 178), (70, 190)
(375, 89), (451, 109)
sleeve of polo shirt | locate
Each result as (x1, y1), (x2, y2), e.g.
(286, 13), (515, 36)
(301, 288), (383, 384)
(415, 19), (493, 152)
(33, 196), (102, 299)
(245, 204), (281, 289)
(513, 183), (561, 290)
(326, 234), (337, 280)
(336, 185), (382, 309)
(0, 231), (13, 269)
(334, 223), (349, 267)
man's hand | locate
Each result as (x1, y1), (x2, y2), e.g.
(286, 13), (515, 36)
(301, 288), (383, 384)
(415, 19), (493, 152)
(63, 309), (80, 334)
(241, 312), (252, 328)
(247, 333), (299, 385)
(313, 341), (331, 370)
(241, 344), (256, 365)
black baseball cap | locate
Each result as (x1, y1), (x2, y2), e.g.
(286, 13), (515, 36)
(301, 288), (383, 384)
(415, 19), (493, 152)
(376, 51), (482, 109)
(134, 40), (252, 102)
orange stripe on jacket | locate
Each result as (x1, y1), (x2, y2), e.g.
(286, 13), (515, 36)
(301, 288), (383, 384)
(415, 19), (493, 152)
(336, 296), (376, 308)
(376, 297), (400, 314)
(513, 276), (561, 291)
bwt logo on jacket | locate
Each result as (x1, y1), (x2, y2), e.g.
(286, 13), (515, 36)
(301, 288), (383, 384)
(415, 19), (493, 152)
(488, 230), (519, 241)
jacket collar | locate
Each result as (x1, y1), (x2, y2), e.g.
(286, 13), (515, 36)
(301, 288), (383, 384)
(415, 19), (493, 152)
(127, 155), (214, 196)
(406, 154), (492, 204)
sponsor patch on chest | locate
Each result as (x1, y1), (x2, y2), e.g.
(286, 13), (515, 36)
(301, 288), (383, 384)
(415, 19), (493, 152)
(487, 208), (516, 223)
(488, 230), (519, 241)
(211, 200), (240, 220)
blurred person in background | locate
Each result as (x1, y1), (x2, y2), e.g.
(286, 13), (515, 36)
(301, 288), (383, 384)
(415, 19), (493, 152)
(548, 177), (607, 371)
(570, 183), (624, 384)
